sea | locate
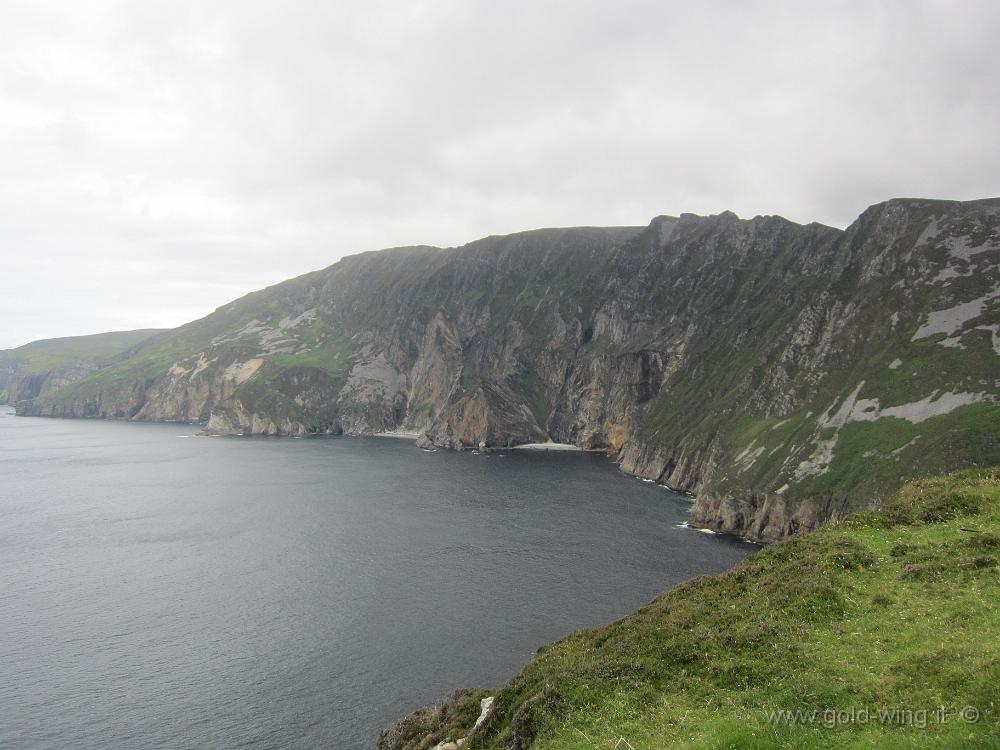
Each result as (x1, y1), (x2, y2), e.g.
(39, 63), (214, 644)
(0, 406), (753, 748)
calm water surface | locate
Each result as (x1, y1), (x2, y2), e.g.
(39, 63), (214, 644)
(0, 407), (753, 748)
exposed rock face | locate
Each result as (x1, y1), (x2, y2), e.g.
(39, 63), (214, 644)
(13, 199), (1000, 540)
(689, 490), (855, 543)
(0, 359), (98, 404)
(0, 329), (164, 406)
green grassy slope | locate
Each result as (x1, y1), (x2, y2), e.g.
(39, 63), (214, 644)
(0, 329), (165, 375)
(462, 468), (1000, 749)
(0, 329), (166, 404)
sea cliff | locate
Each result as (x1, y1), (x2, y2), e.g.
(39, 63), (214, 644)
(11, 198), (1000, 541)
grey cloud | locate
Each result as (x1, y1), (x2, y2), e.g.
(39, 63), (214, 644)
(1, 0), (998, 348)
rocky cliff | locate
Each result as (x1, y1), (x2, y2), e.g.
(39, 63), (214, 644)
(0, 329), (164, 405)
(14, 198), (1000, 540)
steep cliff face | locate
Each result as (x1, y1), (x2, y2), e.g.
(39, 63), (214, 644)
(15, 199), (1000, 540)
(0, 329), (164, 405)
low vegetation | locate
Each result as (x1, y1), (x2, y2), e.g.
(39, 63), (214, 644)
(377, 689), (494, 750)
(0, 329), (163, 374)
(450, 468), (1000, 749)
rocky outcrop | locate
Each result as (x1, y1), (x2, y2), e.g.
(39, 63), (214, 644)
(689, 489), (855, 542)
(12, 199), (1000, 540)
(376, 689), (494, 750)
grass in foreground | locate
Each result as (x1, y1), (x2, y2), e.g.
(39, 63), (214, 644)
(461, 468), (999, 749)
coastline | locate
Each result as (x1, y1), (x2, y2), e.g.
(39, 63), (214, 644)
(381, 468), (1000, 748)
(374, 433), (600, 452)
(372, 429), (423, 440)
(510, 441), (586, 451)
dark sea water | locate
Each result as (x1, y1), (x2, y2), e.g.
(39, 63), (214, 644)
(0, 406), (753, 749)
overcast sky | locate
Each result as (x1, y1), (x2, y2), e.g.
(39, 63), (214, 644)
(1, 0), (998, 349)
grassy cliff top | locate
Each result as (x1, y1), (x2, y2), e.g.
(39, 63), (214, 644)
(445, 468), (1000, 749)
(0, 329), (166, 374)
